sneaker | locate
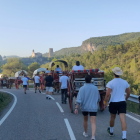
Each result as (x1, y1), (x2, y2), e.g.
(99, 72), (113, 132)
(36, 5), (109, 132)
(46, 97), (48, 99)
(25, 92), (26, 94)
(35, 91), (36, 93)
(39, 90), (41, 93)
(122, 139), (127, 140)
(107, 127), (114, 137)
(83, 132), (88, 137)
(48, 97), (51, 100)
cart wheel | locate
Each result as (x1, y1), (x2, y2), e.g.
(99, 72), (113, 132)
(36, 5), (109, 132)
(54, 88), (56, 92)
(57, 89), (59, 93)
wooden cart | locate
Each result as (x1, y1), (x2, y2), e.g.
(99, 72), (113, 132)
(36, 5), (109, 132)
(67, 69), (106, 113)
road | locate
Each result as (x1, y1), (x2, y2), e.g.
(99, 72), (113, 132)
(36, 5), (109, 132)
(0, 88), (140, 140)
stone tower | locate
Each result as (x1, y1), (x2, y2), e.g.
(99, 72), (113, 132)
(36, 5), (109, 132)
(49, 48), (53, 57)
(31, 50), (35, 57)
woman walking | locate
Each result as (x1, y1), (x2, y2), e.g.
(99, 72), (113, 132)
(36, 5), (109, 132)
(75, 75), (101, 140)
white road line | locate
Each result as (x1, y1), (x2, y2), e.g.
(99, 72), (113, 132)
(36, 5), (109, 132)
(49, 96), (55, 100)
(64, 119), (76, 140)
(0, 90), (17, 126)
(56, 102), (64, 112)
(126, 114), (140, 123)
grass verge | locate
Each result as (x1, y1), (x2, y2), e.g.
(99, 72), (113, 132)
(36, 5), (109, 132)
(0, 92), (12, 115)
(127, 100), (140, 115)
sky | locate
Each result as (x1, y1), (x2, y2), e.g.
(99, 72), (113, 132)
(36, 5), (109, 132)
(0, 0), (140, 57)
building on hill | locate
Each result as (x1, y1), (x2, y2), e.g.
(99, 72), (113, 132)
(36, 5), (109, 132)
(31, 50), (42, 58)
(49, 48), (53, 57)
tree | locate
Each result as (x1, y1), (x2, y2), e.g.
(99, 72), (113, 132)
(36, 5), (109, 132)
(28, 62), (40, 77)
(1, 58), (27, 76)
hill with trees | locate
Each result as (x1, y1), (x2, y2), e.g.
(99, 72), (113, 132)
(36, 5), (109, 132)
(43, 32), (140, 57)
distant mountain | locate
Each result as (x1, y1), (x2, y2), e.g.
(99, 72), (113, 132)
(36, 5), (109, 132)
(43, 32), (140, 57)
(3, 55), (20, 59)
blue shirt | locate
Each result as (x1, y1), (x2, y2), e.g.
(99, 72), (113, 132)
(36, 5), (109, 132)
(22, 77), (28, 85)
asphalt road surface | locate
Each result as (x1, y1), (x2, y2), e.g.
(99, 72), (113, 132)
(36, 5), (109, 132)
(0, 88), (140, 140)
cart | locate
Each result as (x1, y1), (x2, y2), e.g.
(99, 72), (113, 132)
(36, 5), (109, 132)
(33, 68), (46, 91)
(49, 60), (69, 93)
(67, 69), (106, 113)
(15, 70), (27, 89)
(0, 76), (10, 89)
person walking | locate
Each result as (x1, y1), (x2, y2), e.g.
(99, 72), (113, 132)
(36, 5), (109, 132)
(74, 75), (100, 140)
(21, 74), (28, 94)
(59, 71), (69, 104)
(44, 73), (53, 99)
(34, 73), (41, 93)
(104, 67), (130, 140)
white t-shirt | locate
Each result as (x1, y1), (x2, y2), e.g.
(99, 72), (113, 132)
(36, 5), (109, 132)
(72, 65), (84, 70)
(22, 77), (28, 85)
(34, 76), (40, 83)
(59, 75), (69, 89)
(46, 70), (50, 73)
(106, 78), (129, 103)
(55, 67), (62, 73)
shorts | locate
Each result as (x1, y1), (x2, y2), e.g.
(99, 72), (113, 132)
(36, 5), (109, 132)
(82, 112), (97, 116)
(109, 101), (126, 115)
(35, 83), (40, 87)
(46, 87), (53, 92)
(23, 85), (27, 88)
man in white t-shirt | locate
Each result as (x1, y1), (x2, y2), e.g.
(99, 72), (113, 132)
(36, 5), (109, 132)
(21, 75), (28, 94)
(55, 65), (62, 73)
(72, 61), (84, 71)
(104, 67), (130, 140)
(34, 73), (41, 93)
(59, 71), (69, 104)
(46, 68), (50, 74)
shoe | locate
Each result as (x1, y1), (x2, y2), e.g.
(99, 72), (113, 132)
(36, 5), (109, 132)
(62, 102), (63, 104)
(48, 97), (51, 100)
(39, 90), (41, 93)
(83, 132), (88, 137)
(46, 97), (48, 99)
(35, 91), (36, 93)
(122, 139), (127, 140)
(107, 127), (114, 137)
(25, 92), (26, 94)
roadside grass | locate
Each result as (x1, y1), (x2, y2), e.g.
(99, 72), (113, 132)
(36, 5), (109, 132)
(0, 92), (12, 115)
(127, 100), (140, 115)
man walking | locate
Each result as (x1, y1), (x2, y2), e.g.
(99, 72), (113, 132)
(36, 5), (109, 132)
(104, 67), (130, 140)
(75, 75), (100, 140)
(34, 73), (41, 93)
(59, 71), (68, 104)
(21, 74), (28, 94)
(44, 73), (53, 99)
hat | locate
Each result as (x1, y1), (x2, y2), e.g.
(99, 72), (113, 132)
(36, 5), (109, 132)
(112, 67), (123, 75)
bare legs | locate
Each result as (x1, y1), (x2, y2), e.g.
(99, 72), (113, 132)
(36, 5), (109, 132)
(83, 115), (96, 138)
(90, 116), (96, 137)
(119, 113), (127, 131)
(83, 115), (88, 133)
(110, 114), (116, 127)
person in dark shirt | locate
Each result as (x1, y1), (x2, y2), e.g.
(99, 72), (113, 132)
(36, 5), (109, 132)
(44, 73), (53, 99)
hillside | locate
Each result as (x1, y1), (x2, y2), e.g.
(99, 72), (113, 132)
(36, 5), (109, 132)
(56, 37), (140, 95)
(43, 32), (140, 57)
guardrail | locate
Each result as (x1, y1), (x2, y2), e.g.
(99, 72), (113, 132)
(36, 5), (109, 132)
(127, 94), (139, 103)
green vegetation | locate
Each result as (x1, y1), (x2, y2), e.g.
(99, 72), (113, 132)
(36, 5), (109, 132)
(126, 100), (140, 115)
(44, 38), (140, 95)
(0, 92), (12, 115)
(28, 62), (40, 77)
(43, 32), (140, 57)
(1, 58), (27, 76)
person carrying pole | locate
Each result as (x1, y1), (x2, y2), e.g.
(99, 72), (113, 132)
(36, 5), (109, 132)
(104, 67), (130, 140)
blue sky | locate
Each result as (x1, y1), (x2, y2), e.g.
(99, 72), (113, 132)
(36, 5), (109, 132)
(0, 0), (140, 57)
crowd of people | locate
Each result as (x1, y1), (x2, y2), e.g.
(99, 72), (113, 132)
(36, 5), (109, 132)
(20, 61), (140, 140)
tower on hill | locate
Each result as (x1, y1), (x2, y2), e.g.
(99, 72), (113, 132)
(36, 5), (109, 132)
(49, 48), (53, 57)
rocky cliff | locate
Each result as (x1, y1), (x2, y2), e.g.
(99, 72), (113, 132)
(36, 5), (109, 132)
(81, 43), (96, 52)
